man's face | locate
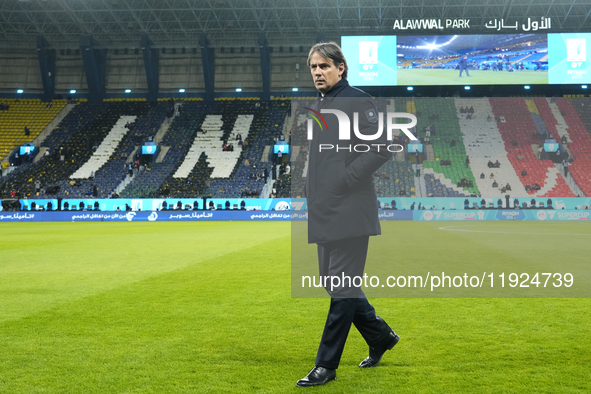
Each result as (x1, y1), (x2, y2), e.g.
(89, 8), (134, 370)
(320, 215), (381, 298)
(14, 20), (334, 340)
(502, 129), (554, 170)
(309, 51), (344, 94)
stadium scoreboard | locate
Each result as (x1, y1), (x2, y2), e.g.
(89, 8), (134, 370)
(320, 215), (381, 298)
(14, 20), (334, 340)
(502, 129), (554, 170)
(342, 33), (591, 86)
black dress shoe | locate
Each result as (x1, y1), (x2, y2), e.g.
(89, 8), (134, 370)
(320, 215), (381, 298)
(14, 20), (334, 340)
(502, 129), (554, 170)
(359, 331), (400, 368)
(296, 366), (336, 387)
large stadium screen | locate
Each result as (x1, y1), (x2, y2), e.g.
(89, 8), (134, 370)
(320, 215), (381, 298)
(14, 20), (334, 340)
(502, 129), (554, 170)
(342, 33), (591, 86)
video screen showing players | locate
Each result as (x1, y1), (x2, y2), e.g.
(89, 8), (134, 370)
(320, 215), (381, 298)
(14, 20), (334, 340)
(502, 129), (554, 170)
(342, 33), (591, 86)
(394, 34), (548, 86)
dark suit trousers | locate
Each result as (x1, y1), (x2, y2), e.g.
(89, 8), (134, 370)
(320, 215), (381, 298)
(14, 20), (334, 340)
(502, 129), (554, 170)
(315, 236), (393, 370)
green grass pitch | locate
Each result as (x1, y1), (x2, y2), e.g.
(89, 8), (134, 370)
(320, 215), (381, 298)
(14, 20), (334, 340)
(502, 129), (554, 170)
(0, 221), (589, 393)
(397, 69), (548, 86)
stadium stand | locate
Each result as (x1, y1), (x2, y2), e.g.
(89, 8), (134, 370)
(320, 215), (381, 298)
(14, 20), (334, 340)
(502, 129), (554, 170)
(70, 115), (137, 179)
(57, 101), (168, 199)
(0, 101), (168, 199)
(208, 100), (289, 198)
(490, 98), (575, 197)
(0, 98), (67, 164)
(455, 98), (526, 197)
(0, 102), (109, 197)
(130, 99), (288, 199)
(410, 98), (478, 196)
(288, 103), (310, 199)
(554, 98), (591, 195)
(132, 100), (212, 199)
(2, 97), (591, 200)
(375, 160), (415, 197)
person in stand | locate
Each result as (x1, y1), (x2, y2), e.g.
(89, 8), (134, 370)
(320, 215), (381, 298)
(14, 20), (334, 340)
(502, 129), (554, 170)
(296, 41), (398, 388)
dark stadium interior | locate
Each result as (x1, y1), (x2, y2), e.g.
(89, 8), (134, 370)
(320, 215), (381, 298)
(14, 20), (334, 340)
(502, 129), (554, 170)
(1, 0), (590, 206)
(2, 2), (591, 394)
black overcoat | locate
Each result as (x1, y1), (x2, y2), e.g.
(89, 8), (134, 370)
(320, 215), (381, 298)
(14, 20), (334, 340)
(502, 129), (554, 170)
(306, 79), (391, 243)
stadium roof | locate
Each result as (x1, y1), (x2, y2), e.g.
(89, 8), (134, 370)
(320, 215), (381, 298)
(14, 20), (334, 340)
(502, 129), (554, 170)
(1, 0), (590, 50)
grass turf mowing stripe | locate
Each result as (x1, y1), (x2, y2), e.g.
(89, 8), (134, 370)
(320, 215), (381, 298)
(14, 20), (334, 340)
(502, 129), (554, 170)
(0, 222), (290, 323)
(0, 221), (590, 393)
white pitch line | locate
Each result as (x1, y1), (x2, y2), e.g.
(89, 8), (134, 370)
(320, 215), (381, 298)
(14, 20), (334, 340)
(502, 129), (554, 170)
(438, 225), (591, 236)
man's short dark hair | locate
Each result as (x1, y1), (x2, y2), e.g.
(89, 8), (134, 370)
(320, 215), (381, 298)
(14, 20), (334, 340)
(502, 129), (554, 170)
(307, 41), (348, 79)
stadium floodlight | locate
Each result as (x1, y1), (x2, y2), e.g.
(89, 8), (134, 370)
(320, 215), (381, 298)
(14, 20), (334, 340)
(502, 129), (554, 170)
(292, 87), (299, 91)
(69, 89), (76, 94)
(407, 86), (414, 91)
(582, 85), (588, 89)
(17, 89), (24, 94)
(125, 89), (131, 93)
(524, 85), (531, 90)
(178, 88), (186, 93)
(236, 88), (242, 92)
(464, 86), (471, 90)
(415, 35), (458, 50)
